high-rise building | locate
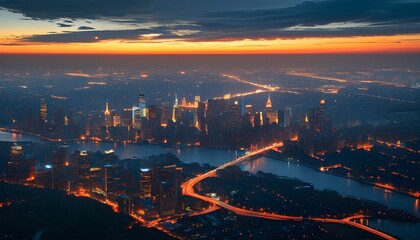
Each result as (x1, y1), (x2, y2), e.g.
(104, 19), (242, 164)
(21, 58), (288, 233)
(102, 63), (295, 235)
(23, 154), (35, 182)
(278, 110), (285, 127)
(227, 101), (241, 128)
(148, 105), (161, 130)
(7, 144), (25, 182)
(139, 168), (152, 198)
(194, 96), (201, 108)
(160, 102), (171, 127)
(265, 93), (277, 124)
(138, 94), (147, 118)
(104, 164), (123, 197)
(39, 98), (48, 125)
(172, 93), (182, 123)
(112, 115), (121, 127)
(151, 165), (183, 217)
(122, 108), (132, 127)
(265, 93), (272, 110)
(53, 145), (70, 190)
(77, 150), (90, 187)
(197, 102), (206, 133)
(253, 112), (262, 127)
(285, 107), (292, 127)
(104, 101), (112, 127)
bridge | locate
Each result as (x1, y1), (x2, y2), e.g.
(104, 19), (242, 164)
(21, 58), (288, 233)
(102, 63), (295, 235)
(181, 143), (397, 240)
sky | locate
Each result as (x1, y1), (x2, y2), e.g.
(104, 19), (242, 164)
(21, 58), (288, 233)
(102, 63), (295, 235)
(1, 0), (420, 54)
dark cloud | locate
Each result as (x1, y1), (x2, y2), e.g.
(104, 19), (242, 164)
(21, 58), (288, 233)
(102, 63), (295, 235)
(0, 0), (151, 19)
(190, 0), (420, 40)
(57, 23), (72, 28)
(6, 0), (420, 43)
(63, 19), (73, 23)
(78, 26), (95, 30)
(21, 27), (186, 43)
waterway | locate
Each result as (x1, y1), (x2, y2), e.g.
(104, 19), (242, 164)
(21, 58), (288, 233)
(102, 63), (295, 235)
(1, 131), (419, 239)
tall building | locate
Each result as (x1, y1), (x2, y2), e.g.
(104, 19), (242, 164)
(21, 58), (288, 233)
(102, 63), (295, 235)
(265, 93), (277, 124)
(104, 165), (123, 197)
(53, 145), (70, 190)
(104, 101), (112, 127)
(139, 168), (152, 198)
(77, 151), (90, 187)
(112, 115), (121, 127)
(151, 165), (183, 217)
(172, 93), (182, 123)
(139, 94), (147, 118)
(227, 101), (242, 128)
(122, 108), (133, 127)
(7, 143), (25, 182)
(265, 93), (272, 110)
(148, 105), (161, 131)
(278, 110), (285, 127)
(197, 102), (206, 133)
(160, 102), (171, 127)
(285, 107), (292, 127)
(194, 96), (201, 108)
(39, 98), (48, 125)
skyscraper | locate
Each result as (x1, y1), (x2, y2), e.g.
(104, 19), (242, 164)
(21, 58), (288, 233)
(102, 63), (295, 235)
(172, 93), (182, 123)
(77, 151), (90, 188)
(197, 102), (206, 133)
(265, 93), (272, 110)
(139, 94), (147, 118)
(151, 165), (183, 217)
(285, 108), (292, 127)
(278, 110), (285, 127)
(194, 96), (201, 108)
(53, 145), (70, 190)
(139, 168), (152, 198)
(7, 144), (23, 181)
(104, 101), (112, 127)
(39, 98), (48, 125)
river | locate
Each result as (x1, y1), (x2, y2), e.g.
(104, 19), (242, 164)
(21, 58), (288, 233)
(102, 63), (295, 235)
(1, 130), (419, 239)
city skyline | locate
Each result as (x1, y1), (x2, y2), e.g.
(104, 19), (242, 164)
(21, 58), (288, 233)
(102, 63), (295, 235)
(1, 1), (419, 240)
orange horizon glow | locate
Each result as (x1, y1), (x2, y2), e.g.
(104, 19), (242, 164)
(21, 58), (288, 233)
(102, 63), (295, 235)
(1, 34), (420, 54)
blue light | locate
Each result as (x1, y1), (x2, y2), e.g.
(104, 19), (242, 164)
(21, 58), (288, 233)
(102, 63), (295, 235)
(45, 164), (52, 169)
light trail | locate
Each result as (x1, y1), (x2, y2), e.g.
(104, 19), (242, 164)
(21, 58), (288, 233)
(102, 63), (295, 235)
(213, 89), (269, 100)
(357, 93), (416, 104)
(286, 72), (348, 83)
(222, 74), (300, 95)
(182, 142), (397, 240)
(222, 74), (279, 91)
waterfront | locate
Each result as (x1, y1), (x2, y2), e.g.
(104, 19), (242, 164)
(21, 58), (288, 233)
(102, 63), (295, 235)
(1, 131), (419, 239)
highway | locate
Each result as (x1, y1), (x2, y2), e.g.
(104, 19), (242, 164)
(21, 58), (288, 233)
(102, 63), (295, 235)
(181, 143), (397, 240)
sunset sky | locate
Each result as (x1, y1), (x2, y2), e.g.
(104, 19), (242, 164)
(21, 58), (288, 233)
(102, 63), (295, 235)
(1, 0), (420, 54)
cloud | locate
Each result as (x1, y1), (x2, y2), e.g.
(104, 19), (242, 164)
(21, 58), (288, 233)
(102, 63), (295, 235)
(78, 26), (95, 30)
(4, 0), (420, 43)
(57, 23), (72, 28)
(20, 26), (188, 43)
(0, 0), (151, 19)
(190, 0), (420, 40)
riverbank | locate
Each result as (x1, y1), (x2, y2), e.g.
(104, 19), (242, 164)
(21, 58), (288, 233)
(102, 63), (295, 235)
(264, 151), (420, 202)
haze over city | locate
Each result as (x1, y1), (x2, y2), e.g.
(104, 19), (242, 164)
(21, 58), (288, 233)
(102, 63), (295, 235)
(0, 1), (419, 240)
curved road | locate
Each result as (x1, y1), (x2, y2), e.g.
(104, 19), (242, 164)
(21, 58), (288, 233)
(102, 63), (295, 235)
(182, 143), (397, 240)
